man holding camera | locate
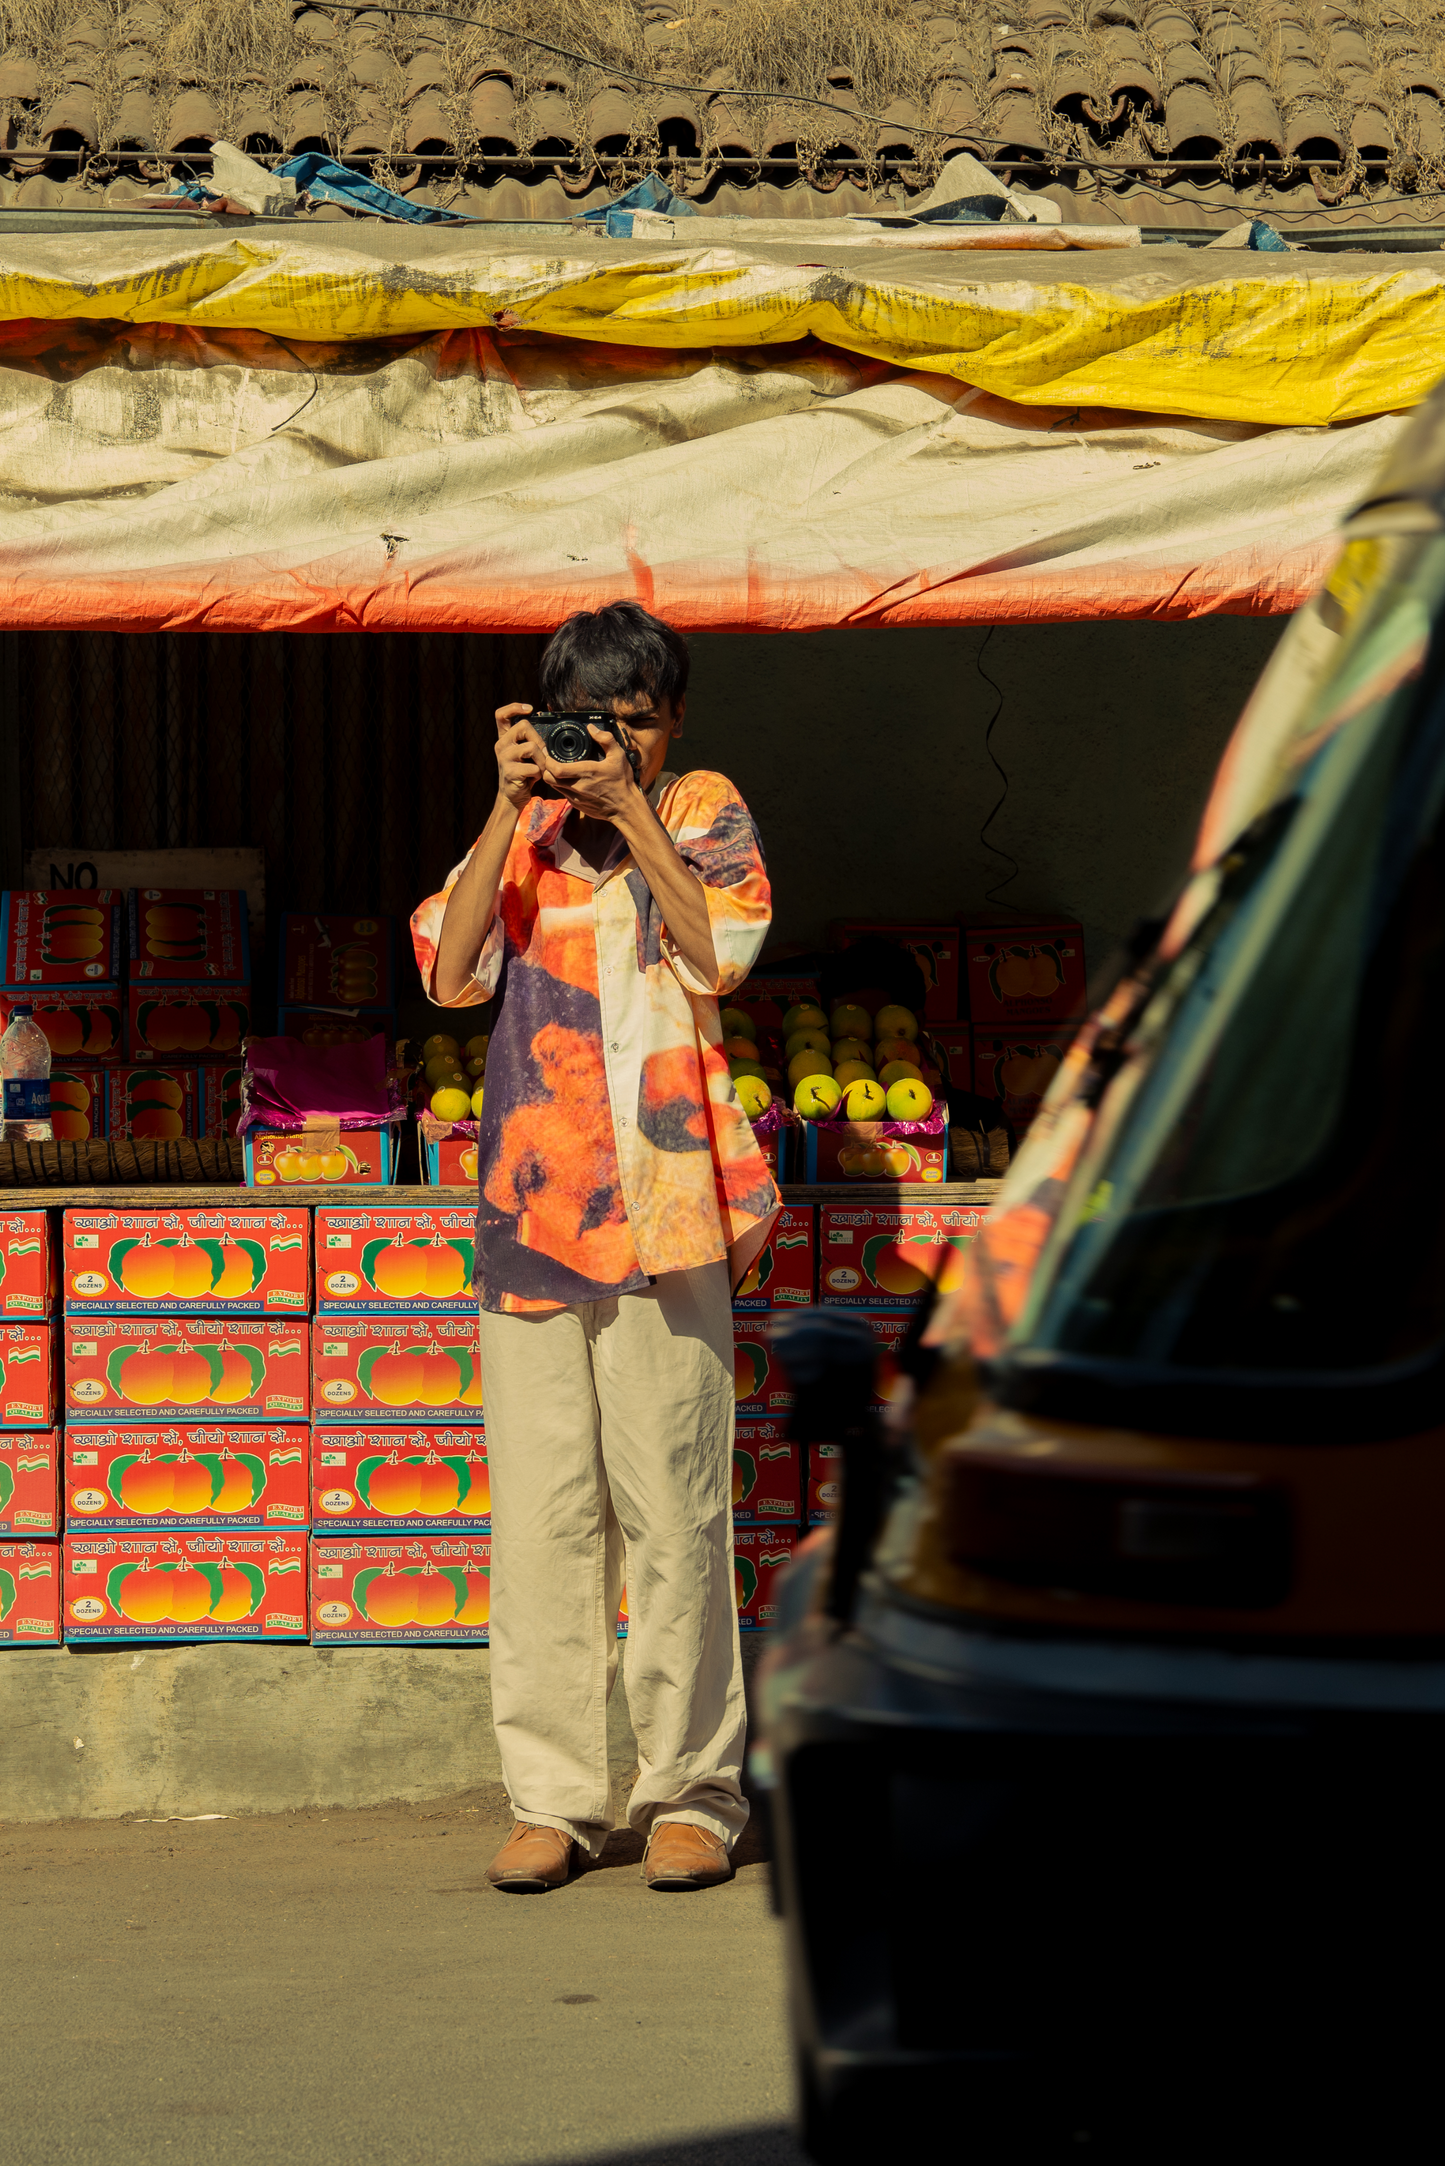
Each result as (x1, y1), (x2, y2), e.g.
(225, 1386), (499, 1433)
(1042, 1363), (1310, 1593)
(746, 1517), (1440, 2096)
(411, 601), (779, 1893)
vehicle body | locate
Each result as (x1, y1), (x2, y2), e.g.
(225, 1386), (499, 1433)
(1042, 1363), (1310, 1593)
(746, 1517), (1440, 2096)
(760, 394), (1445, 2159)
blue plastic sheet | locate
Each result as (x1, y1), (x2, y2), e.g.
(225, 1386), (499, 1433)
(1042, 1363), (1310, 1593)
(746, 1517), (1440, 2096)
(578, 172), (699, 238)
(274, 154), (470, 224)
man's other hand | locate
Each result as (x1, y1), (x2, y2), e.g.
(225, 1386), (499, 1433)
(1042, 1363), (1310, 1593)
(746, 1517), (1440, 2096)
(496, 705), (546, 811)
(546, 724), (639, 822)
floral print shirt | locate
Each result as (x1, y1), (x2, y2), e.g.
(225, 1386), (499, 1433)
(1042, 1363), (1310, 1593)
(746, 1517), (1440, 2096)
(411, 769), (781, 1314)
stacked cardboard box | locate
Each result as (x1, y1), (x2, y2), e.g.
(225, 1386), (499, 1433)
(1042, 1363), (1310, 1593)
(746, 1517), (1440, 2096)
(278, 913), (397, 1054)
(0, 1211), (62, 1642)
(309, 1204), (488, 1644)
(59, 1206), (312, 1640)
(124, 888), (251, 1139)
(0, 894), (125, 1138)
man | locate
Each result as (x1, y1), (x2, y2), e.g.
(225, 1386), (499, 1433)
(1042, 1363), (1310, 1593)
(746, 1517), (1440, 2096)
(411, 600), (779, 1894)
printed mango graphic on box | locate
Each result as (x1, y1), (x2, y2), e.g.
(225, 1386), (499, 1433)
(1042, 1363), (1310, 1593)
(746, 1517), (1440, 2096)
(66, 1319), (310, 1421)
(732, 1425), (800, 1524)
(0, 1211), (59, 1316)
(0, 991), (122, 1062)
(311, 1534), (490, 1641)
(66, 1427), (309, 1530)
(127, 986), (250, 1060)
(312, 1318), (483, 1422)
(730, 1205), (815, 1311)
(0, 1321), (60, 1426)
(733, 1525), (796, 1628)
(312, 1426), (488, 1528)
(0, 1430), (60, 1535)
(315, 1209), (475, 1311)
(818, 1204), (984, 1307)
(65, 1208), (311, 1314)
(64, 1531), (309, 1638)
(0, 1540), (61, 1642)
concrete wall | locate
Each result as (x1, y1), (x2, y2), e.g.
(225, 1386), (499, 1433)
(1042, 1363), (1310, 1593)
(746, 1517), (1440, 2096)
(684, 617), (1287, 977)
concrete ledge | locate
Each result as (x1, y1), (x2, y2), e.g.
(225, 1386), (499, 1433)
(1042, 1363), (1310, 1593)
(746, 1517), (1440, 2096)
(0, 1644), (637, 1822)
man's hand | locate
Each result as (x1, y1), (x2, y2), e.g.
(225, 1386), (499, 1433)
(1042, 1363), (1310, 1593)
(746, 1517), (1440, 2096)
(495, 703), (547, 812)
(544, 723), (640, 822)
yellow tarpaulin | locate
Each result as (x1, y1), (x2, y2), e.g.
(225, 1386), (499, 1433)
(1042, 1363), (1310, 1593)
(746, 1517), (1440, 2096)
(0, 228), (1439, 427)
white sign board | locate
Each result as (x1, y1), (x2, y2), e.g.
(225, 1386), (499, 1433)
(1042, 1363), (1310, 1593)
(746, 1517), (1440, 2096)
(24, 848), (266, 940)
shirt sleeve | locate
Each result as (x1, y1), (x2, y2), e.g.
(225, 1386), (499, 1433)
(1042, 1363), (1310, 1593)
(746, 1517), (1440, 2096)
(410, 840), (505, 1011)
(662, 774), (772, 999)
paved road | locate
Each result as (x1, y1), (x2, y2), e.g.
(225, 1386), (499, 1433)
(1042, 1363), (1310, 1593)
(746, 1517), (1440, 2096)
(1, 1793), (809, 2166)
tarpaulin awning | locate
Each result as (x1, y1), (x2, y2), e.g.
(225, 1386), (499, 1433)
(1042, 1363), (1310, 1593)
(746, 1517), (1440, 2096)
(0, 229), (1430, 633)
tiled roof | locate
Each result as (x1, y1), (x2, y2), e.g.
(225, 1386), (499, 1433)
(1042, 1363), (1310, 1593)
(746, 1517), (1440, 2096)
(2, 0), (1444, 217)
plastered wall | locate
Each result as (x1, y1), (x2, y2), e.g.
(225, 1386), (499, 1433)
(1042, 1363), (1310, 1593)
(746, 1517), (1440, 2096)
(683, 616), (1287, 982)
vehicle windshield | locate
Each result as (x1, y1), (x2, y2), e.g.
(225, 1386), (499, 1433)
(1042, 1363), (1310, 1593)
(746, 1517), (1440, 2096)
(1024, 538), (1445, 1380)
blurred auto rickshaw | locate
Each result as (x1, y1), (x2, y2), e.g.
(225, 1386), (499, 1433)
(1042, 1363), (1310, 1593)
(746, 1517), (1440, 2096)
(760, 395), (1445, 2162)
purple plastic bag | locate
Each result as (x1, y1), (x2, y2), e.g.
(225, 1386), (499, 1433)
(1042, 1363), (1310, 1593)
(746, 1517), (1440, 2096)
(240, 1032), (390, 1131)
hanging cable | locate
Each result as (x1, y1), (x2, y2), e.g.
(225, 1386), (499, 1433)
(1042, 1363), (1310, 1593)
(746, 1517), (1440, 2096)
(975, 626), (1019, 907)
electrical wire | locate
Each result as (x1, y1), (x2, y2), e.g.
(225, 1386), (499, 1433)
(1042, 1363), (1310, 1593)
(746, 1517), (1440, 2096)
(975, 626), (1019, 908)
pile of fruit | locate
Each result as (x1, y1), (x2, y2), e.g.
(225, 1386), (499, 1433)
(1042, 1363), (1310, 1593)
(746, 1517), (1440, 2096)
(420, 1031), (488, 1123)
(723, 999), (939, 1122)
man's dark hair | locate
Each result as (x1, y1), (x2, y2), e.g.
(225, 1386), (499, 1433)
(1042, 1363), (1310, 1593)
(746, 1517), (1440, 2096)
(539, 600), (690, 711)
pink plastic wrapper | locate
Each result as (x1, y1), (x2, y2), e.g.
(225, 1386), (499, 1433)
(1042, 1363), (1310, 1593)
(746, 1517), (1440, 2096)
(238, 1032), (400, 1133)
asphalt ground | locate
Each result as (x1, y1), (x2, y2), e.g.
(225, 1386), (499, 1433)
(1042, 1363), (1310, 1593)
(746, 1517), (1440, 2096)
(0, 1789), (809, 2166)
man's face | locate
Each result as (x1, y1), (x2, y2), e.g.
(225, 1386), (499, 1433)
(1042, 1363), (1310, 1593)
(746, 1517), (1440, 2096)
(607, 692), (684, 792)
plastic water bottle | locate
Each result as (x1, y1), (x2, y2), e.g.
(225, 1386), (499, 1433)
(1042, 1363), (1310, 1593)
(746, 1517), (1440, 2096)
(0, 1006), (53, 1141)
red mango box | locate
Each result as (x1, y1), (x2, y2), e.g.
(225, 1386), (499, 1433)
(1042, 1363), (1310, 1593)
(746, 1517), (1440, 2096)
(315, 1205), (476, 1313)
(199, 1064), (245, 1140)
(0, 988), (123, 1063)
(734, 1525), (797, 1629)
(65, 1427), (309, 1532)
(733, 1423), (801, 1525)
(419, 1118), (478, 1187)
(64, 1206), (311, 1315)
(0, 1210), (59, 1316)
(731, 1205), (815, 1312)
(128, 889), (250, 983)
(313, 1316), (483, 1423)
(65, 1318), (310, 1423)
(279, 1008), (396, 1051)
(0, 889), (122, 986)
(0, 1320), (60, 1425)
(50, 1064), (108, 1140)
(802, 1107), (948, 1186)
(245, 1126), (396, 1186)
(281, 914), (396, 1011)
(127, 985), (250, 1062)
(63, 1530), (309, 1641)
(1, 1430), (60, 1536)
(963, 922), (1086, 1026)
(922, 1024), (972, 1096)
(311, 1533), (490, 1643)
(808, 1441), (842, 1525)
(312, 1424), (489, 1530)
(106, 1065), (198, 1141)
(817, 1201), (985, 1308)
(734, 1310), (909, 1420)
(0, 1539), (61, 1643)
(829, 921), (960, 1024)
(972, 1029), (1076, 1133)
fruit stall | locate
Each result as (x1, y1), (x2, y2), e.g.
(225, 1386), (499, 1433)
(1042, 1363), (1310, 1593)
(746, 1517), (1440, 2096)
(0, 812), (1103, 1648)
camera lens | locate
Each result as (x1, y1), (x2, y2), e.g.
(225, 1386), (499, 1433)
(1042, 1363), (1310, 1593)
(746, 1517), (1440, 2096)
(549, 722), (591, 762)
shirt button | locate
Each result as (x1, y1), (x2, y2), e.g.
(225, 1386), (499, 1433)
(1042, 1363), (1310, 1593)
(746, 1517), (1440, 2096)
(610, 1042), (619, 1052)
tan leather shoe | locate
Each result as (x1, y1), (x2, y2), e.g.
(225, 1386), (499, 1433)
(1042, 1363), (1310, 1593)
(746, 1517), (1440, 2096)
(642, 1821), (734, 1891)
(485, 1821), (576, 1892)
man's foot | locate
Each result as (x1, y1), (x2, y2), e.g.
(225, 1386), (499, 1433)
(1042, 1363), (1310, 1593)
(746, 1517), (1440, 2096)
(485, 1822), (576, 1892)
(642, 1822), (733, 1891)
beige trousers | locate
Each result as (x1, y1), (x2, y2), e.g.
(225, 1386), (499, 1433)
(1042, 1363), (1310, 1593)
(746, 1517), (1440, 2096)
(475, 1261), (748, 1859)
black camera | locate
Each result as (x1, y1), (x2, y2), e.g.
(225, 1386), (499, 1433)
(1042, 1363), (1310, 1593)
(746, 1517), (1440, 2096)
(529, 712), (642, 800)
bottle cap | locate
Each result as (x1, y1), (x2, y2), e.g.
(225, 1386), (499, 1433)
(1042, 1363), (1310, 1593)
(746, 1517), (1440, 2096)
(10, 1004), (32, 1018)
